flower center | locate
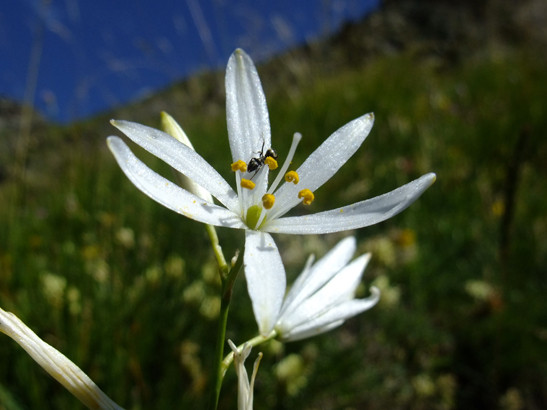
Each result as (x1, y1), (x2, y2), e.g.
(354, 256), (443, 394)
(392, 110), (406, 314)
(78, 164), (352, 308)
(245, 205), (263, 229)
(231, 132), (316, 229)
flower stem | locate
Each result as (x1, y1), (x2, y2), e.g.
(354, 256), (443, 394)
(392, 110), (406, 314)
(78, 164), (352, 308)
(208, 291), (231, 410)
(208, 243), (244, 410)
(205, 224), (229, 277)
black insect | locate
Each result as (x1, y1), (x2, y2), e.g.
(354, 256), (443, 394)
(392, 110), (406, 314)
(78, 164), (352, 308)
(247, 144), (278, 174)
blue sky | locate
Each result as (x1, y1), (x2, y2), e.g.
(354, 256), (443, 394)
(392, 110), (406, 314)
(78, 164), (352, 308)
(1, 0), (378, 123)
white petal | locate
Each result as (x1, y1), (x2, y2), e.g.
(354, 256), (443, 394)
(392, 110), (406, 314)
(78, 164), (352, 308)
(278, 254), (370, 332)
(279, 237), (356, 318)
(244, 231), (286, 335)
(311, 253), (372, 305)
(266, 173), (436, 234)
(108, 137), (245, 229)
(0, 308), (122, 409)
(270, 113), (374, 218)
(160, 112), (214, 203)
(111, 120), (239, 212)
(280, 288), (380, 342)
(225, 49), (271, 164)
(281, 320), (344, 342)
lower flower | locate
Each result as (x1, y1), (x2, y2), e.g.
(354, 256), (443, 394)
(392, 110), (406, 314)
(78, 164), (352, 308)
(244, 232), (380, 342)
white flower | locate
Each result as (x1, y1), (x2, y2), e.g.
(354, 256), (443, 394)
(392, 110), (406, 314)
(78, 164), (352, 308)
(0, 308), (122, 409)
(244, 234), (379, 342)
(107, 49), (435, 245)
(227, 340), (262, 410)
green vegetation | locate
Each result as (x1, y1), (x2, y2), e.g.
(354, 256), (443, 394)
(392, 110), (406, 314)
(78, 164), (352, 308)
(1, 48), (546, 409)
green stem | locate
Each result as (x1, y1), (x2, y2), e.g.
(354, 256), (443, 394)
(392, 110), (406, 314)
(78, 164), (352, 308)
(208, 245), (244, 410)
(205, 224), (229, 277)
(208, 290), (231, 410)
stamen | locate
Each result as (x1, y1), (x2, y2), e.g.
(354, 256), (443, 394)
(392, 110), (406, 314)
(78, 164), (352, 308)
(241, 179), (256, 190)
(298, 189), (315, 205)
(233, 163), (245, 219)
(284, 170), (299, 184)
(268, 132), (302, 194)
(231, 160), (247, 172)
(255, 202), (268, 228)
(262, 194), (275, 209)
(264, 156), (278, 170)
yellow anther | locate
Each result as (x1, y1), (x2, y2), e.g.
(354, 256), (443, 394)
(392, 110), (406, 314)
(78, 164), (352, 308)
(265, 156), (278, 170)
(231, 160), (247, 172)
(262, 194), (275, 209)
(298, 189), (315, 205)
(284, 170), (299, 184)
(241, 179), (256, 190)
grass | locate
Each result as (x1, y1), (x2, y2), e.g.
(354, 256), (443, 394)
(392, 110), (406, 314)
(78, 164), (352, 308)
(0, 47), (546, 409)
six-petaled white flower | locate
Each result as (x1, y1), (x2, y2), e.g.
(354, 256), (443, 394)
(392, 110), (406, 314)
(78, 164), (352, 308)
(244, 234), (379, 342)
(107, 49), (435, 251)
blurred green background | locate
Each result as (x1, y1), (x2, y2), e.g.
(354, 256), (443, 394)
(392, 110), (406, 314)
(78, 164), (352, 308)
(1, 1), (546, 409)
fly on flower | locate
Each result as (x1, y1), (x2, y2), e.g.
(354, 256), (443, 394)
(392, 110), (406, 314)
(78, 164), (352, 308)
(247, 140), (278, 176)
(107, 49), (435, 247)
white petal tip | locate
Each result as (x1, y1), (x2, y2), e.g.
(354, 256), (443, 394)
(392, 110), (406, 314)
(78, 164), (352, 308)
(227, 339), (237, 352)
(234, 48), (247, 56)
(413, 172), (437, 193)
(369, 286), (381, 301)
(106, 135), (121, 147)
(232, 48), (249, 63)
(343, 236), (357, 247)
